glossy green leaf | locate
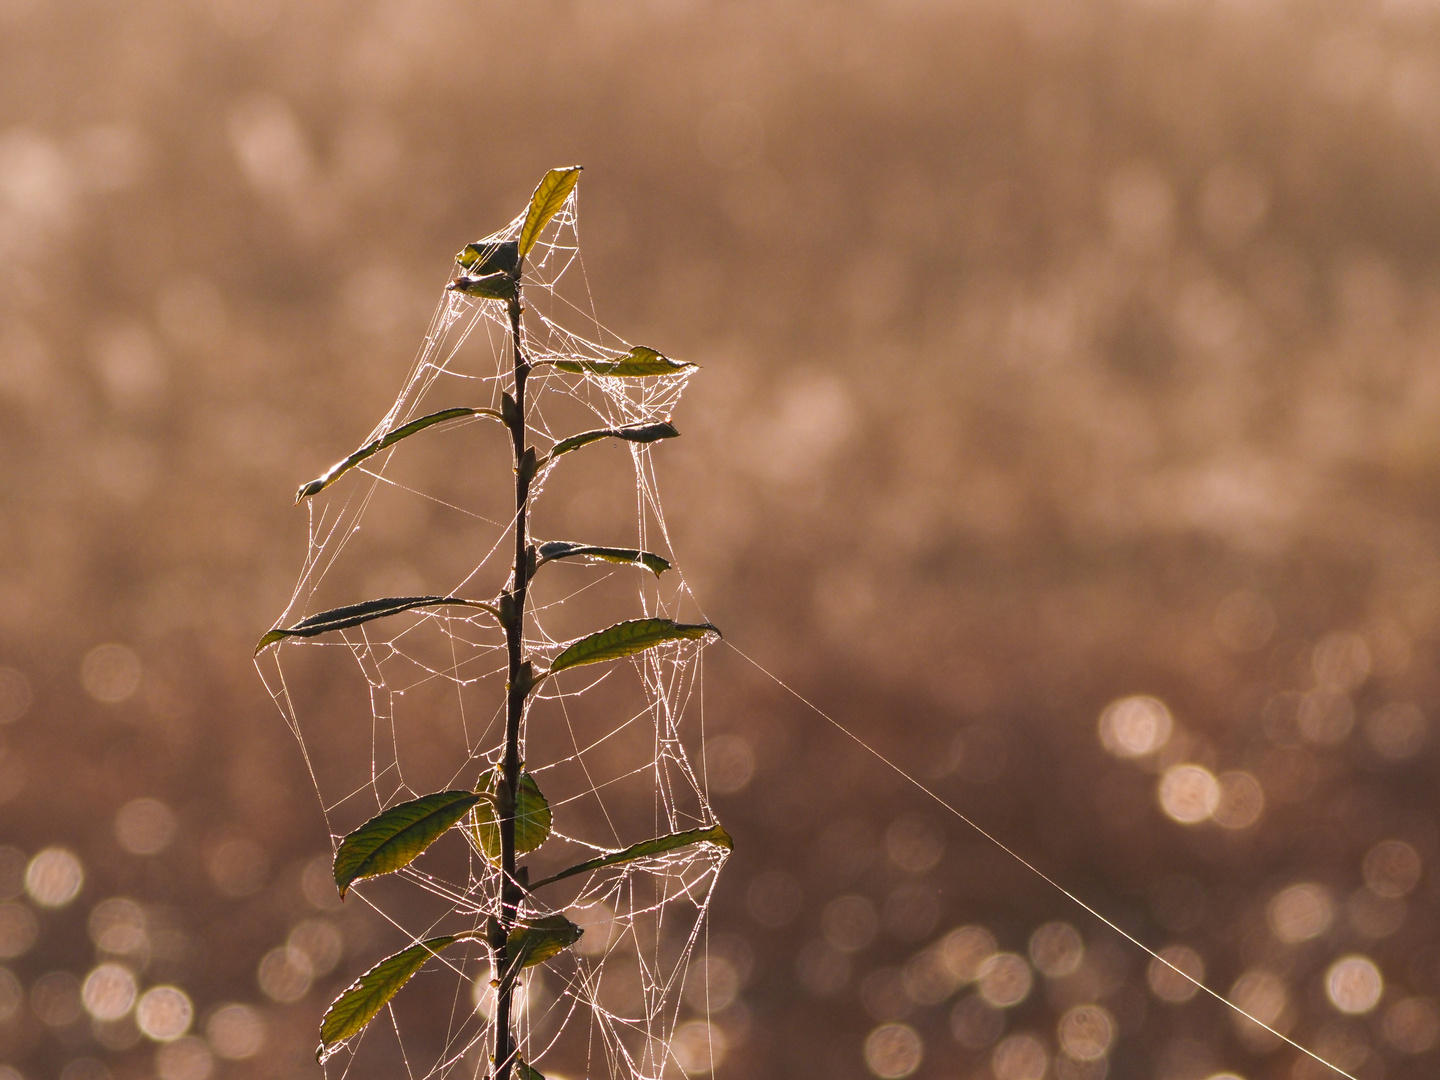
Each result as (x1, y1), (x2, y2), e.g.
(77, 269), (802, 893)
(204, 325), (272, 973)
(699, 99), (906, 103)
(535, 541), (669, 577)
(447, 271), (518, 302)
(548, 618), (719, 675)
(469, 769), (551, 863)
(505, 914), (582, 971)
(333, 791), (481, 898)
(547, 422), (678, 461)
(529, 824), (732, 890)
(256, 596), (499, 654)
(455, 239), (519, 276)
(296, 407), (502, 501)
(518, 167), (583, 257)
(550, 346), (693, 378)
(516, 1058), (545, 1080)
(318, 935), (470, 1056)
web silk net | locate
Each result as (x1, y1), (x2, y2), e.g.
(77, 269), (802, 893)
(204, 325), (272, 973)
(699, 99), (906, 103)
(256, 188), (729, 1080)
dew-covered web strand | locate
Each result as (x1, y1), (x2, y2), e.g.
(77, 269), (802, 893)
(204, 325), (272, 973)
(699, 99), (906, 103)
(721, 639), (1359, 1080)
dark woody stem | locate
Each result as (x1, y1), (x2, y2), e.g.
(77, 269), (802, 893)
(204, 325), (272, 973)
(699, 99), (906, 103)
(492, 283), (532, 1080)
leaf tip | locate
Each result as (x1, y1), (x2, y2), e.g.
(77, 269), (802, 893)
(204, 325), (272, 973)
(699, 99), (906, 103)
(255, 629), (285, 655)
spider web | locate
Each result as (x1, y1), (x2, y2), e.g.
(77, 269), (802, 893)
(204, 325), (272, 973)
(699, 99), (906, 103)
(256, 186), (729, 1080)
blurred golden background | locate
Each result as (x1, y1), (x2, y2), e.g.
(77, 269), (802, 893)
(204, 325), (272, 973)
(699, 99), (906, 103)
(3, 2), (1440, 1079)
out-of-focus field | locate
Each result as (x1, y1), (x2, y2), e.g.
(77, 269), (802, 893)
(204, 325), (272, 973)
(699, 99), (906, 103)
(3, 2), (1440, 1079)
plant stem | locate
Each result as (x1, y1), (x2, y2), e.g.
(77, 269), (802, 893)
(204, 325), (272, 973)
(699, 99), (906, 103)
(493, 287), (532, 1080)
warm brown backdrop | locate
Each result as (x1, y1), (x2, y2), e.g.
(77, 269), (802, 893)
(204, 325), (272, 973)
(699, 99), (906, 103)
(2, 2), (1440, 1080)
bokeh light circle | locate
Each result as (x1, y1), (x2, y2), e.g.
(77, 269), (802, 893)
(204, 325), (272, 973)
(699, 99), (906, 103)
(114, 799), (178, 856)
(82, 963), (137, 1020)
(1362, 839), (1422, 898)
(1383, 996), (1440, 1054)
(1098, 696), (1173, 758)
(670, 1020), (725, 1075)
(1057, 1004), (1114, 1060)
(1148, 945), (1204, 1003)
(136, 986), (193, 1041)
(1267, 883), (1333, 944)
(80, 644), (142, 704)
(991, 1033), (1049, 1080)
(822, 895), (878, 952)
(0, 901), (38, 958)
(1158, 765), (1220, 824)
(1212, 771), (1264, 829)
(863, 1023), (923, 1079)
(25, 847), (83, 907)
(977, 953), (1033, 1008)
(205, 1003), (266, 1059)
(1326, 955), (1383, 1015)
(939, 925), (997, 983)
(1029, 922), (1083, 978)
(155, 1035), (214, 1080)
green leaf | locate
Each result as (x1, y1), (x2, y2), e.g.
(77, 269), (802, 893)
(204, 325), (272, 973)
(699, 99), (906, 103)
(296, 407), (502, 501)
(548, 618), (719, 674)
(518, 167), (583, 257)
(516, 1059), (545, 1080)
(318, 935), (468, 1055)
(447, 271), (518, 302)
(333, 791), (481, 899)
(469, 769), (552, 863)
(535, 541), (669, 577)
(546, 422), (678, 462)
(506, 914), (582, 971)
(256, 596), (499, 654)
(529, 824), (732, 890)
(455, 239), (519, 276)
(550, 346), (693, 378)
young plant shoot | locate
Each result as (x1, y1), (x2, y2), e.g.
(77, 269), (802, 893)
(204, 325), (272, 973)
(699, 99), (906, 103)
(259, 169), (730, 1080)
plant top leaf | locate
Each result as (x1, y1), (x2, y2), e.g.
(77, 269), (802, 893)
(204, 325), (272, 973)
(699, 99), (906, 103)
(469, 769), (551, 863)
(296, 407), (502, 502)
(530, 823), (732, 890)
(547, 421), (678, 461)
(516, 1058), (545, 1080)
(505, 914), (582, 972)
(548, 618), (719, 675)
(518, 167), (583, 257)
(447, 271), (518, 302)
(256, 596), (499, 654)
(333, 791), (481, 898)
(455, 238), (519, 277)
(318, 934), (471, 1057)
(535, 541), (669, 577)
(550, 346), (693, 378)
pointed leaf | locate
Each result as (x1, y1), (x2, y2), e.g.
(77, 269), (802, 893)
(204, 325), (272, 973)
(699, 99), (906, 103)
(455, 239), (519, 276)
(469, 769), (551, 863)
(548, 618), (719, 674)
(530, 824), (732, 890)
(257, 596), (499, 654)
(536, 541), (669, 577)
(506, 914), (582, 970)
(297, 407), (502, 501)
(318, 935), (464, 1055)
(547, 422), (679, 461)
(333, 791), (481, 898)
(516, 1059), (545, 1080)
(447, 271), (518, 302)
(518, 167), (583, 257)
(550, 346), (693, 378)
